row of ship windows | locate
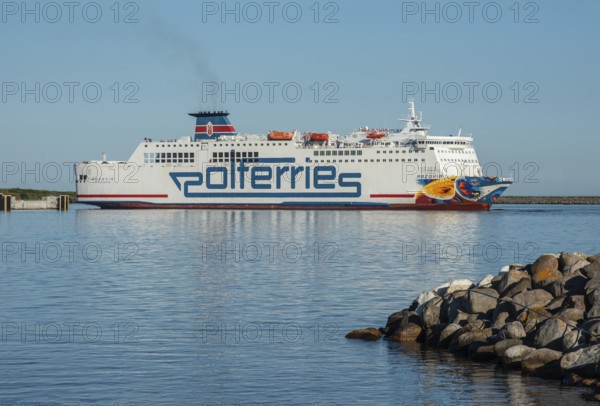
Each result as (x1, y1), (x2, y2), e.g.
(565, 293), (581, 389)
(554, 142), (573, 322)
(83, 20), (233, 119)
(211, 151), (260, 163)
(144, 142), (284, 148)
(420, 141), (469, 145)
(145, 144), (191, 148)
(144, 152), (195, 164)
(442, 150), (473, 154)
(312, 149), (426, 157)
(376, 150), (424, 154)
(213, 151), (259, 158)
(214, 143), (283, 147)
(441, 159), (478, 163)
(310, 158), (428, 163)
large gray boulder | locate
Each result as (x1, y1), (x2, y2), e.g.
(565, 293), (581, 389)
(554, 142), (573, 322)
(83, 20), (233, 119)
(498, 269), (531, 297)
(441, 291), (467, 323)
(415, 290), (439, 316)
(477, 274), (494, 288)
(518, 306), (553, 334)
(496, 321), (526, 340)
(449, 330), (491, 353)
(548, 269), (588, 297)
(522, 348), (563, 378)
(558, 252), (587, 272)
(510, 289), (554, 316)
(581, 319), (600, 345)
(560, 344), (600, 378)
(582, 262), (600, 280)
(494, 339), (524, 357)
(492, 311), (510, 330)
(438, 323), (462, 348)
(562, 329), (586, 353)
(502, 345), (535, 368)
(425, 323), (447, 347)
(384, 309), (421, 335)
(465, 288), (499, 315)
(502, 278), (532, 298)
(533, 318), (573, 350)
(562, 295), (586, 312)
(421, 297), (443, 329)
(556, 308), (584, 326)
(531, 254), (562, 290)
(391, 323), (423, 342)
(446, 279), (475, 295)
(585, 278), (600, 307)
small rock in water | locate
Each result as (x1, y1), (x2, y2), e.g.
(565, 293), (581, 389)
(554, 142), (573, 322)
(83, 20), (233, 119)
(345, 328), (382, 341)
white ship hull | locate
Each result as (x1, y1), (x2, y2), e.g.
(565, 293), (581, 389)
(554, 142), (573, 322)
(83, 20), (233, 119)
(75, 104), (512, 211)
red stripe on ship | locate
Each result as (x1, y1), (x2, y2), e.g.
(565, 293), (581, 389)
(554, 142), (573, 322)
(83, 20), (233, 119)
(195, 125), (236, 133)
(370, 194), (415, 198)
(78, 194), (168, 199)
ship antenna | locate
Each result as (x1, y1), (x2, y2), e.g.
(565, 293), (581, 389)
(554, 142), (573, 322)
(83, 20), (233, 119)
(408, 98), (416, 119)
(458, 128), (462, 137)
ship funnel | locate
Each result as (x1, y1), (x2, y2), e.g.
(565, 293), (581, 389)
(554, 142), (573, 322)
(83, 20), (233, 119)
(189, 111), (237, 141)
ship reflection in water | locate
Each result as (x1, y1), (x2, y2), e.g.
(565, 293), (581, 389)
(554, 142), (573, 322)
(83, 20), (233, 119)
(1, 206), (598, 404)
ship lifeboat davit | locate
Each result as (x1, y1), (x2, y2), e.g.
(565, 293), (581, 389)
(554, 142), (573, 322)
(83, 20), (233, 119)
(367, 132), (386, 139)
(308, 133), (329, 142)
(268, 131), (294, 141)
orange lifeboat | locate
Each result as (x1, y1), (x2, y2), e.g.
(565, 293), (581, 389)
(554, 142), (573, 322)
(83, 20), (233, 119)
(367, 132), (386, 139)
(308, 133), (329, 142)
(268, 131), (294, 141)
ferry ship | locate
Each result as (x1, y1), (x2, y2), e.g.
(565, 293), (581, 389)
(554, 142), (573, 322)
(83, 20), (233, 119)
(75, 102), (512, 210)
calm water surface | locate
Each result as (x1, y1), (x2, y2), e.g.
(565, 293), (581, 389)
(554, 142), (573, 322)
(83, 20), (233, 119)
(1, 205), (599, 405)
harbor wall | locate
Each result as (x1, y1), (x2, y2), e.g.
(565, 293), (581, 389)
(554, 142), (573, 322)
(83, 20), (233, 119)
(497, 196), (600, 205)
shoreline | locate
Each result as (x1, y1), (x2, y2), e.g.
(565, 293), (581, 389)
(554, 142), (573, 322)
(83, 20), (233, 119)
(347, 251), (600, 402)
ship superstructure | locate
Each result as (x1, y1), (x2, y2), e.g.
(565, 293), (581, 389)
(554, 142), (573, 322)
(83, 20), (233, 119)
(75, 102), (512, 210)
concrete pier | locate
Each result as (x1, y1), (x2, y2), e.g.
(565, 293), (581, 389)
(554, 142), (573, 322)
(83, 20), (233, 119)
(1, 195), (70, 211)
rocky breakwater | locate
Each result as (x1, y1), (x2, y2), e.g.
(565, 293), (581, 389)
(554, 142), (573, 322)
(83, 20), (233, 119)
(347, 252), (600, 401)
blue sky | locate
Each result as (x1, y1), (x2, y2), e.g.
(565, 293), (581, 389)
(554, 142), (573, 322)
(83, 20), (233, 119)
(0, 0), (599, 195)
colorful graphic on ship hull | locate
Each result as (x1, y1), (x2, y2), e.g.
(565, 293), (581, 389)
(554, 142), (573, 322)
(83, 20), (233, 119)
(416, 176), (511, 205)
